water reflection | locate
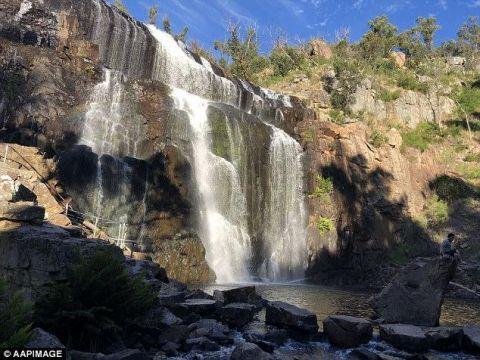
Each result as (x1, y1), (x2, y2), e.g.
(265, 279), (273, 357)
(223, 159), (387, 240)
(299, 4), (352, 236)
(201, 283), (480, 327)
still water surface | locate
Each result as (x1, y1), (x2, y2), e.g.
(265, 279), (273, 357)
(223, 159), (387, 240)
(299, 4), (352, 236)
(202, 282), (480, 327)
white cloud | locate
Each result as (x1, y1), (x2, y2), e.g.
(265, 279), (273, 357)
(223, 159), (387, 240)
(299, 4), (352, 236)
(353, 0), (364, 9)
(438, 0), (447, 9)
(470, 0), (480, 7)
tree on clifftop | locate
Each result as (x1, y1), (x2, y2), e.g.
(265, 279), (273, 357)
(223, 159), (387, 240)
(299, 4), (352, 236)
(359, 15), (398, 61)
(112, 0), (128, 15)
(149, 5), (158, 25)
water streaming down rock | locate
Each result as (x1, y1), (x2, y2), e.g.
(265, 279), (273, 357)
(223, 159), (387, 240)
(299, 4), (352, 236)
(171, 88), (252, 283)
(80, 69), (144, 247)
(81, 9), (309, 281)
(261, 127), (308, 280)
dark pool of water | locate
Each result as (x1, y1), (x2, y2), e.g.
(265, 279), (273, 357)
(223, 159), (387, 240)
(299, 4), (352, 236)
(201, 282), (480, 327)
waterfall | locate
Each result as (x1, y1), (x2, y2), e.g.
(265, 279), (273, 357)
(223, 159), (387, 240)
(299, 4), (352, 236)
(83, 9), (309, 282)
(171, 88), (252, 283)
(261, 126), (308, 280)
(80, 69), (144, 247)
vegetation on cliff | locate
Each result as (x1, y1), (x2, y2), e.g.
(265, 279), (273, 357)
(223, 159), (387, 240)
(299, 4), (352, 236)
(0, 279), (32, 348)
(35, 248), (155, 351)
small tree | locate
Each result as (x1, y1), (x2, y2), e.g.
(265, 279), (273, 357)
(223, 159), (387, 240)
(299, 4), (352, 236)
(148, 5), (158, 25)
(112, 0), (128, 15)
(163, 17), (189, 42)
(214, 23), (267, 81)
(414, 16), (440, 52)
(458, 16), (480, 52)
(359, 15), (398, 61)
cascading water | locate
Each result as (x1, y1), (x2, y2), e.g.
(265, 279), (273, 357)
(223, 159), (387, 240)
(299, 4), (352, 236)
(80, 69), (143, 247)
(261, 126), (308, 281)
(171, 88), (252, 283)
(83, 3), (309, 282)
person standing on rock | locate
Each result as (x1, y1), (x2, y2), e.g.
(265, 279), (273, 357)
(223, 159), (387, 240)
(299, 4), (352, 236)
(440, 233), (459, 258)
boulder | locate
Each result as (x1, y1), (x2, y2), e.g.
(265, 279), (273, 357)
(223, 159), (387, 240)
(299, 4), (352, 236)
(371, 257), (456, 326)
(463, 325), (480, 354)
(152, 232), (215, 284)
(25, 328), (64, 349)
(70, 352), (105, 360)
(178, 298), (218, 316)
(104, 350), (150, 360)
(389, 51), (406, 68)
(308, 39), (332, 59)
(213, 286), (262, 306)
(158, 325), (190, 347)
(188, 319), (233, 345)
(160, 342), (179, 357)
(0, 202), (45, 223)
(243, 321), (288, 346)
(230, 342), (274, 360)
(379, 324), (429, 352)
(218, 303), (257, 327)
(323, 315), (373, 348)
(425, 327), (463, 351)
(265, 301), (318, 334)
(184, 336), (220, 352)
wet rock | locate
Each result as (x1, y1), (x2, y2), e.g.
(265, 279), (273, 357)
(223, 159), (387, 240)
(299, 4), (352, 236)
(185, 289), (213, 300)
(139, 306), (182, 329)
(158, 325), (190, 347)
(188, 319), (233, 345)
(184, 337), (220, 352)
(323, 315), (373, 348)
(25, 328), (64, 349)
(348, 348), (381, 360)
(160, 342), (179, 357)
(70, 351), (105, 360)
(424, 327), (463, 351)
(213, 286), (262, 306)
(243, 321), (288, 346)
(158, 282), (187, 306)
(103, 349), (150, 360)
(218, 302), (257, 327)
(152, 232), (215, 284)
(0, 201), (44, 223)
(372, 257), (456, 326)
(463, 325), (480, 354)
(379, 324), (429, 352)
(177, 298), (218, 317)
(265, 301), (318, 334)
(230, 342), (274, 360)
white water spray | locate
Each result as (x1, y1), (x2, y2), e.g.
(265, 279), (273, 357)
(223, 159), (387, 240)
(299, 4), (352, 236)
(171, 88), (252, 283)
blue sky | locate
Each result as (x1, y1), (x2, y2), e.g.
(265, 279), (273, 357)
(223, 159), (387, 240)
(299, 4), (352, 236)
(119, 0), (480, 53)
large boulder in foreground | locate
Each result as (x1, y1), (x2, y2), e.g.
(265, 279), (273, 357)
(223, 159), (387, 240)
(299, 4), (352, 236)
(265, 301), (318, 334)
(230, 342), (273, 360)
(213, 286), (262, 306)
(323, 315), (373, 348)
(379, 324), (429, 352)
(371, 257), (456, 326)
(463, 325), (480, 354)
(425, 327), (463, 351)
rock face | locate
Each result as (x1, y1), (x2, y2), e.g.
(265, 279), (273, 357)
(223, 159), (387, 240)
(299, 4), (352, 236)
(350, 78), (455, 128)
(425, 327), (463, 351)
(371, 257), (456, 326)
(25, 328), (65, 349)
(323, 315), (373, 348)
(0, 221), (122, 300)
(152, 232), (215, 284)
(379, 324), (429, 352)
(265, 301), (318, 334)
(463, 325), (480, 354)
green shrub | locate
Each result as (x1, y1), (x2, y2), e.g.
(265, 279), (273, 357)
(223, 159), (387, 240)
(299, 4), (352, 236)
(369, 129), (388, 148)
(269, 45), (306, 77)
(401, 122), (443, 152)
(316, 216), (334, 234)
(430, 175), (477, 203)
(310, 175), (333, 199)
(458, 164), (480, 180)
(464, 153), (480, 162)
(0, 279), (32, 348)
(35, 248), (155, 351)
(425, 194), (449, 227)
(456, 87), (480, 116)
(377, 88), (401, 102)
(329, 109), (346, 125)
(396, 72), (429, 94)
